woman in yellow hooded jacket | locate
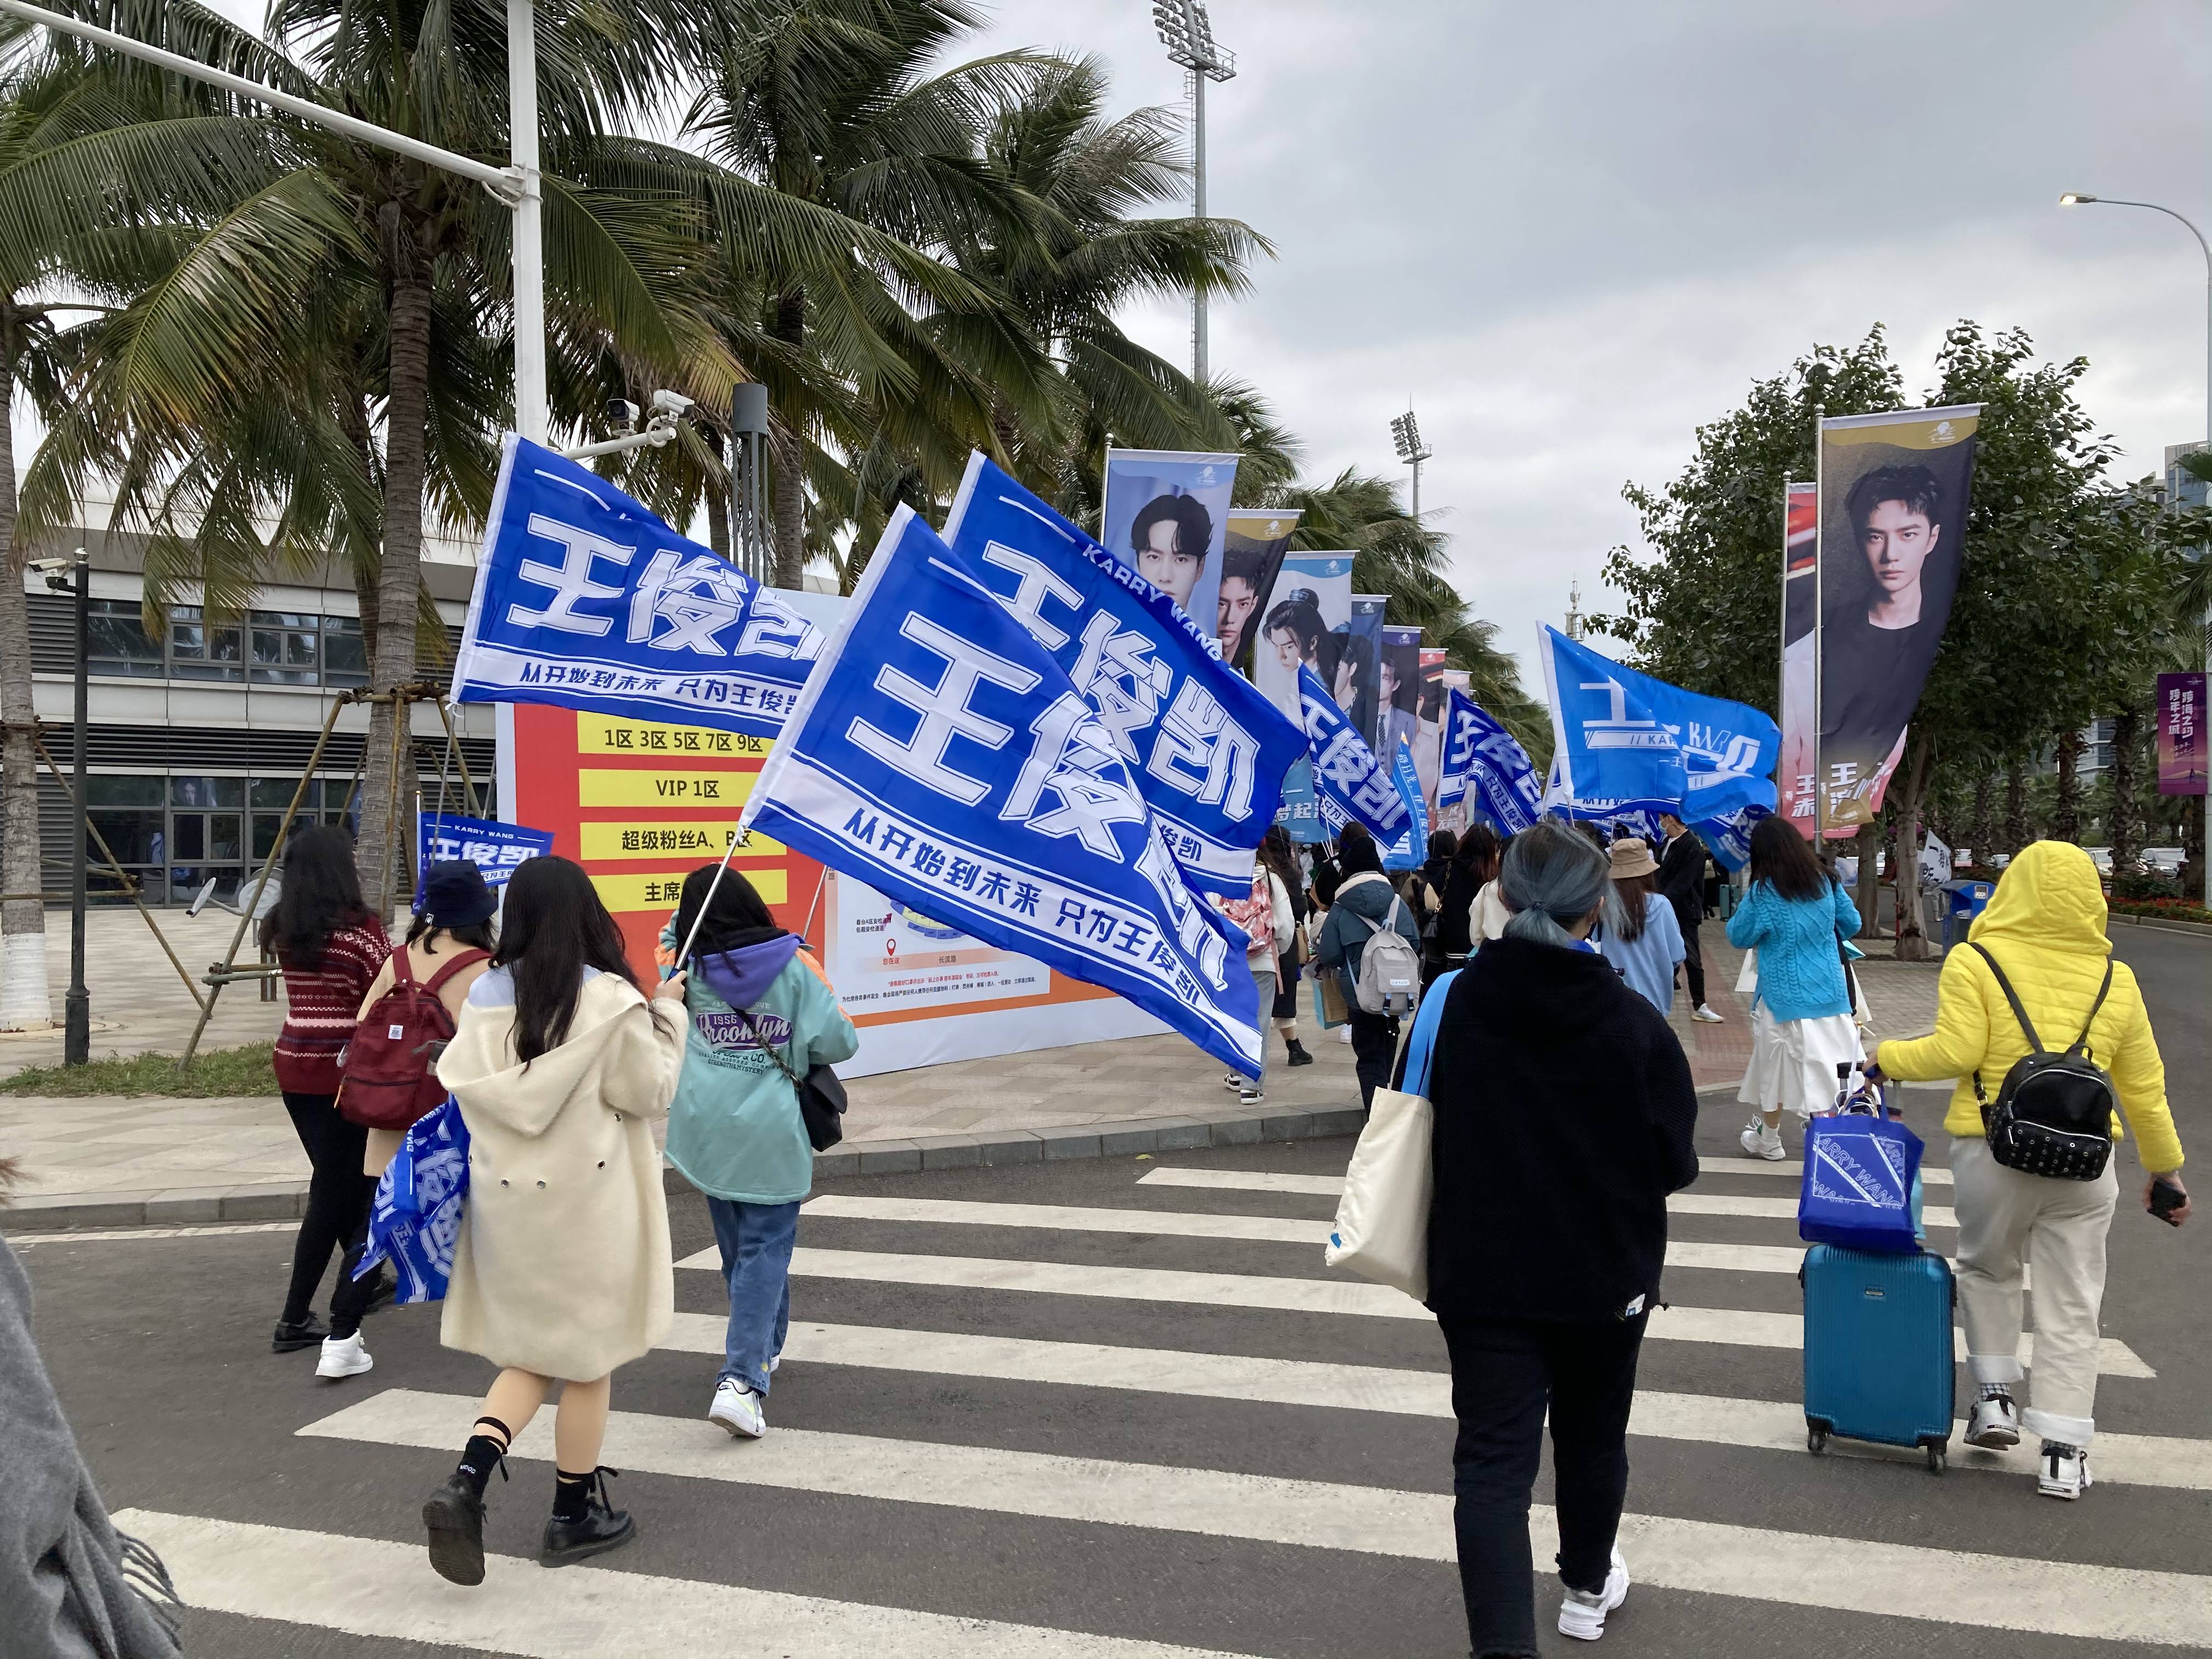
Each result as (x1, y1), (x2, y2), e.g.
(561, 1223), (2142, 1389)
(1866, 841), (2188, 1501)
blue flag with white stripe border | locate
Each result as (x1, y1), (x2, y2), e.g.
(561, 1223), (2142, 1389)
(1437, 687), (1544, 833)
(741, 506), (1263, 1076)
(1381, 737), (1430, 869)
(1299, 664), (1412, 844)
(941, 454), (1306, 897)
(449, 435), (823, 738)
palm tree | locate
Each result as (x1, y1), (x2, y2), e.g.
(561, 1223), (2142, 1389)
(24, 0), (733, 908)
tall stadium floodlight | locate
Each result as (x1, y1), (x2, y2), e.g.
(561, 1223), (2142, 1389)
(1152, 0), (1235, 383)
(0, 0), (550, 444)
(2062, 190), (2212, 905)
(1390, 408), (1434, 520)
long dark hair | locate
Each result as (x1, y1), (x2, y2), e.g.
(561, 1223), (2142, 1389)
(405, 916), (496, 955)
(1748, 816), (1830, 903)
(258, 823), (371, 968)
(1257, 824), (1302, 896)
(672, 862), (778, 960)
(1452, 822), (1502, 885)
(493, 856), (644, 1064)
(1263, 589), (1325, 661)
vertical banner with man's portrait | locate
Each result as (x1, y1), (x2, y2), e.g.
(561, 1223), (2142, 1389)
(1252, 552), (1356, 841)
(1099, 448), (1240, 641)
(1218, 508), (1300, 670)
(1815, 405), (1982, 833)
(1377, 625), (1424, 777)
(1777, 481), (1819, 837)
(1418, 648), (1460, 825)
(1342, 595), (1387, 752)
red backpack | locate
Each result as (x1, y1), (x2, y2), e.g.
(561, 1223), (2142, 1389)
(339, 949), (490, 1131)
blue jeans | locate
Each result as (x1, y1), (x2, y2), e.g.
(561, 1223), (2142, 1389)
(706, 1197), (800, 1395)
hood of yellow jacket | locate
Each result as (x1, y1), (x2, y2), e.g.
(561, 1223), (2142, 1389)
(1967, 840), (2110, 959)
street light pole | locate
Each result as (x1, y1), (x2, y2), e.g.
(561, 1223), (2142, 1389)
(1390, 408), (1433, 521)
(65, 548), (88, 1064)
(2060, 193), (2212, 906)
(508, 0), (546, 443)
(1152, 1), (1235, 386)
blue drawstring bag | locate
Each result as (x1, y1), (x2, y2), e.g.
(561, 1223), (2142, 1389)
(1799, 1078), (1924, 1255)
(353, 1095), (470, 1302)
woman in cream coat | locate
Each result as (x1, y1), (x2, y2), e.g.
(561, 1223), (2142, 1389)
(420, 856), (686, 1585)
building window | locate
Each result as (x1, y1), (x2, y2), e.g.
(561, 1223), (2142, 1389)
(167, 606), (245, 681)
(85, 600), (165, 678)
(321, 616), (369, 686)
(250, 612), (322, 685)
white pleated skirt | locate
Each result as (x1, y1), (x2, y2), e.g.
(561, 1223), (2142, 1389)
(1737, 1003), (1864, 1118)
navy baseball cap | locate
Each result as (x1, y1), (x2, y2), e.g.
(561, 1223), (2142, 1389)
(420, 860), (496, 929)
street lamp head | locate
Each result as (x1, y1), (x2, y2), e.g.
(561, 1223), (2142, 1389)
(2058, 193), (2096, 206)
(1389, 409), (1431, 464)
(1153, 0), (1235, 79)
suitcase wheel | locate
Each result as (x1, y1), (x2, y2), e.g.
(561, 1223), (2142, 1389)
(1805, 1420), (1830, 1456)
(1922, 1441), (1946, 1475)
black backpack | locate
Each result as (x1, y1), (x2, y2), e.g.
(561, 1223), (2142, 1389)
(1967, 943), (2117, 1181)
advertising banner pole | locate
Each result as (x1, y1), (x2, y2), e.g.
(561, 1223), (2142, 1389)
(1812, 404), (1825, 847)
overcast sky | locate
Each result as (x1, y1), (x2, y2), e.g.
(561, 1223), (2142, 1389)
(142, 1), (2212, 697)
(962, 0), (2212, 691)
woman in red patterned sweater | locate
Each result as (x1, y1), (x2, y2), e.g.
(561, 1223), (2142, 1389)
(261, 825), (391, 1369)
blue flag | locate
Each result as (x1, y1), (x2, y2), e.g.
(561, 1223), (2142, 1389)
(450, 436), (823, 738)
(1299, 664), (1412, 844)
(1537, 626), (1778, 820)
(741, 506), (1262, 1076)
(1438, 689), (1544, 833)
(940, 455), (1305, 896)
(414, 814), (554, 911)
(1381, 738), (1431, 870)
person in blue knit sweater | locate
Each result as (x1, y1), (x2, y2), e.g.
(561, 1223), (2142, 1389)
(1725, 817), (1862, 1160)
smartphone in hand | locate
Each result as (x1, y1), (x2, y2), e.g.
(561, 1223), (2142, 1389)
(2149, 1180), (2187, 1227)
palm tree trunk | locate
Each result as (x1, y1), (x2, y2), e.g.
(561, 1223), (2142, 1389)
(1969, 772), (1994, 869)
(2003, 758), (2028, 856)
(357, 265), (434, 919)
(2109, 708), (2141, 874)
(1850, 823), (1880, 941)
(1893, 735), (1936, 960)
(2051, 729), (2081, 844)
(770, 288), (807, 589)
(338, 388), (381, 666)
(0, 331), (54, 1031)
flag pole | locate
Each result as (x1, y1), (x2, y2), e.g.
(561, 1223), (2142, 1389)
(665, 828), (744, 977)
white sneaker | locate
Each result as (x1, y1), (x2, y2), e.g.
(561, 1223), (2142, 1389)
(1965, 1389), (2019, 1449)
(1557, 1546), (1629, 1641)
(2038, 1442), (2091, 1499)
(1338, 1024), (1352, 1044)
(1691, 1004), (1724, 1024)
(768, 1352), (781, 1376)
(1739, 1121), (1786, 1161)
(1238, 1082), (1264, 1105)
(708, 1379), (765, 1440)
(1221, 1071), (1243, 1091)
(315, 1332), (373, 1380)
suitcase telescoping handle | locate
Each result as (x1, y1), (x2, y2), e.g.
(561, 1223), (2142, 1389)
(1833, 1061), (1896, 1120)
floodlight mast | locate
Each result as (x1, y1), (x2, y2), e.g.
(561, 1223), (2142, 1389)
(1390, 408), (1434, 521)
(1152, 1), (1235, 385)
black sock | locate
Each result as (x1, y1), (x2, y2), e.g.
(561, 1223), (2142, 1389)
(455, 1417), (512, 1498)
(552, 1469), (594, 1523)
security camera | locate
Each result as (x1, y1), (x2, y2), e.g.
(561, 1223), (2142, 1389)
(605, 398), (640, 432)
(650, 388), (695, 417)
(25, 556), (72, 573)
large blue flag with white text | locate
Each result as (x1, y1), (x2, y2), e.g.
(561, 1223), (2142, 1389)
(1299, 664), (1412, 844)
(1438, 688), (1544, 833)
(742, 506), (1263, 1075)
(1537, 625), (1779, 820)
(1381, 738), (1430, 870)
(941, 454), (1305, 896)
(450, 436), (823, 738)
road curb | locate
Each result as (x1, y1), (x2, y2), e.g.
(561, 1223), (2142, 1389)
(3, 1099), (1372, 1231)
(2108, 912), (2212, 939)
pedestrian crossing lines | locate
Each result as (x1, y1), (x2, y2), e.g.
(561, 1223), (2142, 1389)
(132, 1142), (2210, 1656)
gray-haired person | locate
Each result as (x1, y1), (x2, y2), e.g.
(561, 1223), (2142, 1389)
(1420, 821), (1699, 1655)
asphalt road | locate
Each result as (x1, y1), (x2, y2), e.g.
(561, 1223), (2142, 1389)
(13, 927), (2209, 1658)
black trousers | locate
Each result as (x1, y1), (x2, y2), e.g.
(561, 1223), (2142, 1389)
(1436, 1312), (1648, 1659)
(280, 1091), (379, 1336)
(1346, 1008), (1398, 1108)
(1679, 917), (1706, 1007)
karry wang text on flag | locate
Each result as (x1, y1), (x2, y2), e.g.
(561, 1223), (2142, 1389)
(740, 506), (1263, 1076)
(941, 454), (1306, 896)
(450, 435), (822, 740)
(1298, 664), (1411, 844)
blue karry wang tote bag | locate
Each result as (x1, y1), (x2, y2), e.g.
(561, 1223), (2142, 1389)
(353, 1094), (470, 1302)
(1799, 1088), (1924, 1255)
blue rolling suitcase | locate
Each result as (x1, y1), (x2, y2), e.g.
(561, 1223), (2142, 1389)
(1800, 1244), (1955, 1473)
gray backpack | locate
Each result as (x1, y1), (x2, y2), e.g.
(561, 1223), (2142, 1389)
(1351, 895), (1420, 1017)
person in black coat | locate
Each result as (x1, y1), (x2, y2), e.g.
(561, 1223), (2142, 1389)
(1434, 822), (1502, 965)
(1655, 810), (1722, 1023)
(1425, 821), (1699, 1655)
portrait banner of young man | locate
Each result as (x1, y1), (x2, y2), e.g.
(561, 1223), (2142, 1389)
(1218, 507), (1300, 669)
(1814, 405), (1983, 834)
(1100, 448), (1240, 642)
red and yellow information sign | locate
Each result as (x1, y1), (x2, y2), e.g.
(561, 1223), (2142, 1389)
(505, 704), (824, 979)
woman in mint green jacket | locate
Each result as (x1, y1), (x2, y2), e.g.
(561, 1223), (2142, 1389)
(658, 866), (857, 1442)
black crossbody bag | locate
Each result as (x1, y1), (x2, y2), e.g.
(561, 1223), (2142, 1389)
(732, 1006), (849, 1152)
(1967, 943), (2117, 1181)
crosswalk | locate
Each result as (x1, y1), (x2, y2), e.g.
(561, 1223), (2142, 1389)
(114, 1139), (2212, 1656)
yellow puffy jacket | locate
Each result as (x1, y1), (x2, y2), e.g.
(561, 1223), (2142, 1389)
(1875, 840), (2182, 1173)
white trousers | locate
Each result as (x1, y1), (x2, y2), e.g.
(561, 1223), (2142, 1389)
(1950, 1136), (2119, 1446)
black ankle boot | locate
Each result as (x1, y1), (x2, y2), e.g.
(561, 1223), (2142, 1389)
(541, 1469), (635, 1567)
(1284, 1039), (1314, 1067)
(423, 1472), (490, 1587)
(271, 1313), (328, 1353)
